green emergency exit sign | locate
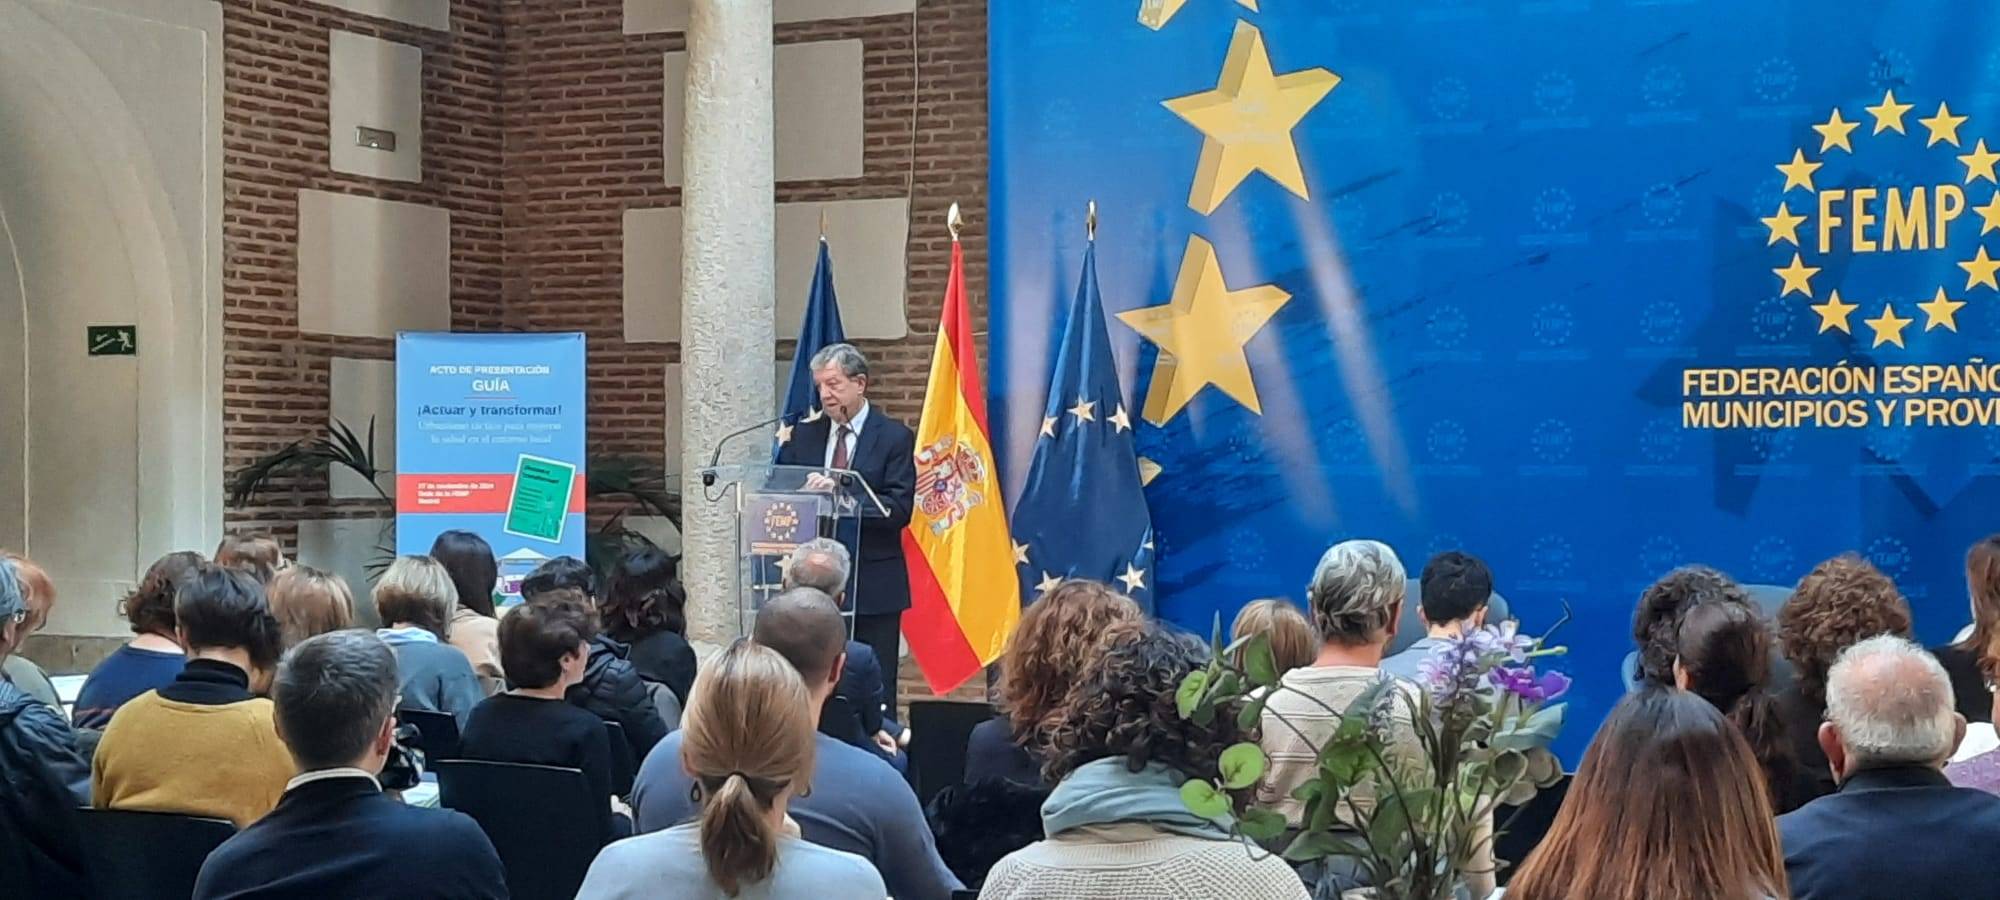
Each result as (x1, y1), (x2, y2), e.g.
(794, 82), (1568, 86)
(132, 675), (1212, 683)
(88, 325), (137, 356)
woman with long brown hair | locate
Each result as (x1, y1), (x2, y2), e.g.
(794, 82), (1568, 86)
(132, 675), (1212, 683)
(964, 579), (1142, 786)
(577, 641), (886, 899)
(1507, 687), (1787, 900)
(1936, 535), (2000, 725)
(1675, 599), (1807, 813)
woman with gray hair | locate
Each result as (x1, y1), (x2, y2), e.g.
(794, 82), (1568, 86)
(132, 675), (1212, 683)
(373, 555), (487, 725)
(0, 557), (92, 898)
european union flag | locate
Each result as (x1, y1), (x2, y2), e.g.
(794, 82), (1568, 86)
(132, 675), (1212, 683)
(1011, 240), (1155, 610)
(777, 237), (846, 453)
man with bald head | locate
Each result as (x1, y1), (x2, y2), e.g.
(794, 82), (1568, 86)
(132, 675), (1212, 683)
(1779, 634), (2000, 899)
(629, 587), (960, 900)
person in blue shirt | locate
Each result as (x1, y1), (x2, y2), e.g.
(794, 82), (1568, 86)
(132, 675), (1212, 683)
(73, 551), (204, 730)
(1379, 551), (1493, 684)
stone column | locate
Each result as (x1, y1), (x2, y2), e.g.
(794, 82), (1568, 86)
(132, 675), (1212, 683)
(680, 0), (775, 651)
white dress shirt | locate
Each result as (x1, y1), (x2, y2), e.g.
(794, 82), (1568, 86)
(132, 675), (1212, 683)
(822, 400), (871, 470)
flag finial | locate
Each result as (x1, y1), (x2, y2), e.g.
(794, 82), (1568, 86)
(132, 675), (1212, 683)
(947, 202), (963, 241)
(819, 207), (828, 242)
(1087, 200), (1098, 242)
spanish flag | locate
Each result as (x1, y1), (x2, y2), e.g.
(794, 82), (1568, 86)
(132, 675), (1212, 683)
(901, 232), (1020, 695)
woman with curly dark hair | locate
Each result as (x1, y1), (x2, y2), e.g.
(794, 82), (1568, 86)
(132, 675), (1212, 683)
(964, 579), (1142, 786)
(1631, 565), (1753, 687)
(601, 545), (697, 706)
(1775, 553), (1912, 801)
(978, 622), (1308, 900)
(73, 551), (205, 730)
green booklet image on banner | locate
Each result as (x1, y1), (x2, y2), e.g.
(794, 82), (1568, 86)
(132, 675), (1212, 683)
(505, 454), (576, 543)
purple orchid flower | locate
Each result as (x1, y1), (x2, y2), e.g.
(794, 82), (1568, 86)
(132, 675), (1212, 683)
(1488, 665), (1571, 703)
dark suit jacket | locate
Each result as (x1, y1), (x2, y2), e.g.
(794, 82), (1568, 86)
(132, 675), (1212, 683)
(775, 405), (917, 616)
(1779, 765), (2000, 900)
(193, 775), (508, 900)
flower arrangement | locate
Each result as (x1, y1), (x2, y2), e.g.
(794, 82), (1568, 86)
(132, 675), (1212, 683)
(1177, 618), (1570, 900)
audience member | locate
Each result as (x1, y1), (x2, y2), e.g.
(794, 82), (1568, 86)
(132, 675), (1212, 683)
(214, 532), (286, 585)
(924, 776), (1048, 891)
(1257, 540), (1492, 898)
(601, 544), (697, 706)
(265, 565), (353, 650)
(523, 556), (669, 760)
(578, 641), (888, 899)
(193, 630), (507, 899)
(1775, 554), (1913, 801)
(970, 580), (1141, 787)
(1506, 687), (1786, 900)
(1778, 636), (2000, 899)
(783, 538), (902, 762)
(0, 553), (63, 712)
(1380, 551), (1492, 682)
(373, 555), (486, 725)
(0, 557), (91, 899)
(430, 530), (503, 695)
(1934, 534), (2000, 725)
(631, 587), (961, 900)
(1228, 597), (1315, 679)
(459, 597), (621, 836)
(1948, 685), (2000, 793)
(73, 550), (202, 729)
(1631, 565), (1753, 687)
(93, 565), (292, 827)
(979, 622), (1307, 900)
(1674, 598), (1808, 813)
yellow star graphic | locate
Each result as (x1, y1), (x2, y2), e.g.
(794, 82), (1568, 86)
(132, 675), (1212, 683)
(1773, 252), (1821, 298)
(1962, 140), (2000, 185)
(1813, 108), (1860, 154)
(1118, 234), (1294, 424)
(1108, 404), (1133, 433)
(1011, 540), (1029, 566)
(1035, 571), (1062, 596)
(1068, 397), (1096, 423)
(1776, 149), (1822, 193)
(1977, 193), (2000, 236)
(1866, 89), (1914, 134)
(776, 421), (794, 446)
(1139, 0), (1258, 30)
(1810, 290), (1859, 334)
(1917, 287), (1967, 332)
(1961, 246), (2000, 291)
(1864, 303), (1913, 348)
(1137, 456), (1162, 486)
(1038, 415), (1058, 438)
(1762, 202), (1807, 246)
(1920, 101), (1968, 148)
(1116, 563), (1148, 594)
(1163, 21), (1340, 214)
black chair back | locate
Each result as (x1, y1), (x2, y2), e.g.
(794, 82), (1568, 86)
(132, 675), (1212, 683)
(604, 721), (635, 797)
(434, 760), (606, 900)
(1494, 773), (1572, 885)
(75, 808), (235, 900)
(818, 694), (869, 747)
(398, 707), (461, 761)
(908, 700), (995, 806)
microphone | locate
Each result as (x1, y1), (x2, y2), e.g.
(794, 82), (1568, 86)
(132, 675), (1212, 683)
(702, 414), (787, 486)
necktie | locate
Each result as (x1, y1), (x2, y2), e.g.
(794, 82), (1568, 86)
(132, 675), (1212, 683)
(832, 424), (853, 470)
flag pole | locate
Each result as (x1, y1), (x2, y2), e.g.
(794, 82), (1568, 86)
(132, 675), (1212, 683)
(819, 207), (828, 243)
(948, 202), (963, 241)
(1086, 199), (1097, 242)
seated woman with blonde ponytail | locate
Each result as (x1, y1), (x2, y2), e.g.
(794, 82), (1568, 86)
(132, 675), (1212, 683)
(577, 641), (886, 899)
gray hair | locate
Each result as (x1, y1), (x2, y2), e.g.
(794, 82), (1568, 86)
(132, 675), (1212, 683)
(0, 557), (21, 622)
(273, 629), (400, 771)
(783, 538), (851, 599)
(1824, 634), (1958, 768)
(1306, 540), (1406, 645)
(809, 343), (869, 380)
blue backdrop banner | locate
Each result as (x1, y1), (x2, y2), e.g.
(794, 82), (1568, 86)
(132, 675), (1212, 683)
(989, 0), (2000, 758)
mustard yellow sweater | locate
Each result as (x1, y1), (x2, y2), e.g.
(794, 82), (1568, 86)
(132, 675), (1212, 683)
(92, 690), (296, 827)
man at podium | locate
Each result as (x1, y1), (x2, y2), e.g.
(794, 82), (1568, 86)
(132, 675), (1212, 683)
(776, 343), (917, 713)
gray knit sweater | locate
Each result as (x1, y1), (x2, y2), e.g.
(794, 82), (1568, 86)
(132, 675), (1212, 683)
(978, 822), (1309, 900)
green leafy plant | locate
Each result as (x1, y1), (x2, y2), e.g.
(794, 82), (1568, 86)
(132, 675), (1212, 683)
(1178, 615), (1570, 900)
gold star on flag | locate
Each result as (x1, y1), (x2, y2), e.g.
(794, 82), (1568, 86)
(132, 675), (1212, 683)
(1162, 21), (1340, 214)
(1012, 540), (1030, 566)
(1917, 287), (1966, 332)
(1961, 246), (2000, 291)
(1920, 101), (1968, 147)
(1035, 571), (1063, 596)
(1774, 253), (1821, 297)
(1117, 563), (1148, 594)
(1039, 415), (1058, 438)
(803, 407), (825, 423)
(1810, 290), (1859, 334)
(1813, 108), (1860, 154)
(1139, 0), (1258, 30)
(1137, 457), (1162, 486)
(1776, 149), (1822, 193)
(1068, 397), (1096, 423)
(1977, 194), (2000, 235)
(1866, 90), (1914, 134)
(1864, 304), (1913, 348)
(1961, 140), (2000, 185)
(776, 421), (795, 446)
(1109, 404), (1133, 433)
(1762, 202), (1807, 246)
(1119, 234), (1294, 424)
